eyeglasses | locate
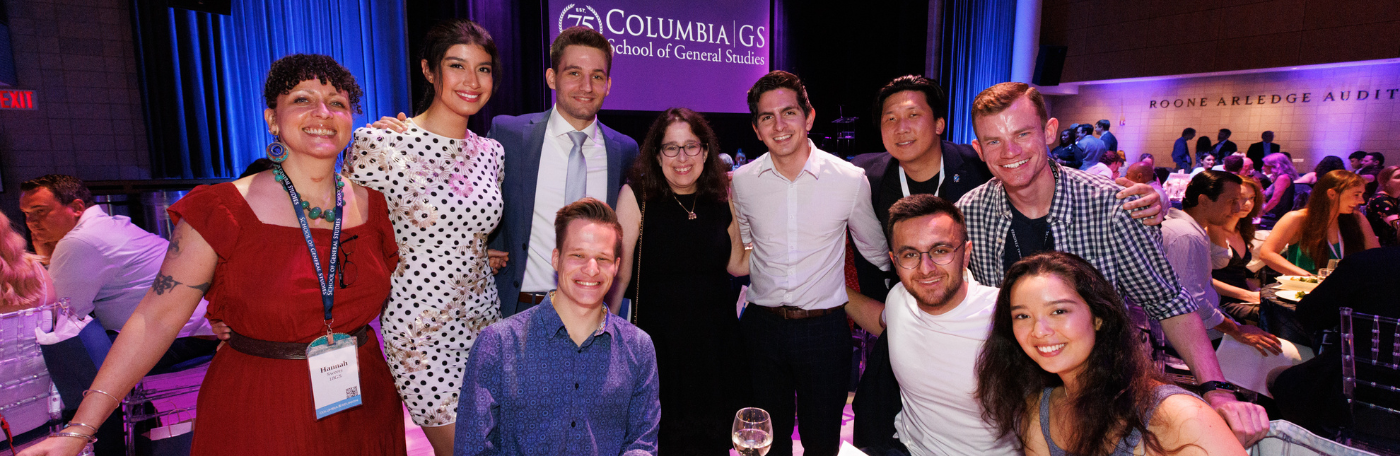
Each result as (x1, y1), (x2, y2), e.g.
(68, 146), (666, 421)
(660, 142), (704, 157)
(894, 242), (966, 269)
(338, 234), (359, 289)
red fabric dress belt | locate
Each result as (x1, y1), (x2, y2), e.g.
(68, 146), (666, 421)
(226, 325), (370, 360)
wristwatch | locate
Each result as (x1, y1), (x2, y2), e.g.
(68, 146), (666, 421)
(1199, 380), (1241, 398)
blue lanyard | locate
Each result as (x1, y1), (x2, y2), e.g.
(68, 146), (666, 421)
(279, 175), (343, 324)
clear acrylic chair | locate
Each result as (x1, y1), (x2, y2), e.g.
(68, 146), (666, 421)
(1338, 307), (1400, 454)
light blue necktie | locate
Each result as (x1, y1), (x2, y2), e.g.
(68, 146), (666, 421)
(565, 131), (589, 204)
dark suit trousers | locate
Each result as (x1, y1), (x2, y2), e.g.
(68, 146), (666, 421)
(740, 306), (852, 456)
(852, 332), (901, 449)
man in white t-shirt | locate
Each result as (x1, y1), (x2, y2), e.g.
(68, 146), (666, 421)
(873, 194), (1015, 455)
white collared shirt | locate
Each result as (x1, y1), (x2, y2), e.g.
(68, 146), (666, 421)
(521, 107), (609, 293)
(50, 206), (211, 336)
(731, 142), (890, 309)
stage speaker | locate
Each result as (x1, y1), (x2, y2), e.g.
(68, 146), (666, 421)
(1032, 45), (1067, 86)
(170, 0), (231, 15)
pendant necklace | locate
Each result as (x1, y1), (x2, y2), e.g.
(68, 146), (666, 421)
(673, 194), (698, 220)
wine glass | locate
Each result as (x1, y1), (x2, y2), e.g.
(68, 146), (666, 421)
(732, 407), (773, 456)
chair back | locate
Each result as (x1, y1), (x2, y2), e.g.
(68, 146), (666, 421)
(1293, 182), (1313, 212)
(0, 302), (62, 435)
(1339, 307), (1400, 443)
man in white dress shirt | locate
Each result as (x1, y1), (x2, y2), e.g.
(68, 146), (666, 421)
(730, 71), (892, 456)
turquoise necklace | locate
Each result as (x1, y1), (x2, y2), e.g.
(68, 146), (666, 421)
(272, 166), (343, 222)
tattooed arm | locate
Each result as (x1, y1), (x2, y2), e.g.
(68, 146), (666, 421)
(29, 221), (218, 456)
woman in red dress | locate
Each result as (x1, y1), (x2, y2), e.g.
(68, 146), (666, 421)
(22, 54), (406, 455)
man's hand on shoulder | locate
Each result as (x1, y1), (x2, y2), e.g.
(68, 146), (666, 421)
(1115, 178), (1165, 226)
(367, 112), (410, 132)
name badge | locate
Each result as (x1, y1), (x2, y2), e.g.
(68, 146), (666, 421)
(306, 333), (362, 419)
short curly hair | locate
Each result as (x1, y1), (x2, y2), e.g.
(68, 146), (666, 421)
(262, 54), (364, 114)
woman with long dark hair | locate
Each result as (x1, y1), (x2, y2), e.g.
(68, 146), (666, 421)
(609, 107), (750, 454)
(1208, 176), (1263, 321)
(344, 19), (503, 455)
(1260, 170), (1378, 276)
(976, 251), (1243, 456)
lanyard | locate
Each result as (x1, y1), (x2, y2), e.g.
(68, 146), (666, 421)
(279, 175), (344, 327)
(1329, 234), (1344, 260)
(898, 157), (946, 198)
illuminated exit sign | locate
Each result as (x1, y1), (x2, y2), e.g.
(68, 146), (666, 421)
(0, 90), (35, 110)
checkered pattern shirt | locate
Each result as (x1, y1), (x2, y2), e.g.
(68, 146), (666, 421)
(956, 163), (1196, 321)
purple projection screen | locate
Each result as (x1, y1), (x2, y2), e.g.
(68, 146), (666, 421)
(547, 1), (770, 113)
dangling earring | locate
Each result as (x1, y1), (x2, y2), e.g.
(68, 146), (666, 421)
(266, 134), (289, 163)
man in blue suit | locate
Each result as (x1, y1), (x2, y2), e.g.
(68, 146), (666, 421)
(489, 26), (639, 318)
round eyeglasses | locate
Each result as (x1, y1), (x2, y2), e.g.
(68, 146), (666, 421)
(893, 243), (966, 269)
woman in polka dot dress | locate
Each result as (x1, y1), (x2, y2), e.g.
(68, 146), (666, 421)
(343, 20), (502, 455)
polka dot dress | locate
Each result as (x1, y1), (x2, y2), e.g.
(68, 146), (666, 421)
(345, 125), (503, 427)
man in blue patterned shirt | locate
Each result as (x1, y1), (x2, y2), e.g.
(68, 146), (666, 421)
(454, 198), (659, 455)
(956, 82), (1268, 446)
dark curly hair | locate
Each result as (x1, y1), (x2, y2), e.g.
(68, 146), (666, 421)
(262, 54), (363, 114)
(628, 108), (729, 204)
(1312, 156), (1345, 177)
(976, 251), (1173, 455)
(417, 19), (500, 114)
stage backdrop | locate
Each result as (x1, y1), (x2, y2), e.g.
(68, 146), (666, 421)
(546, 0), (770, 113)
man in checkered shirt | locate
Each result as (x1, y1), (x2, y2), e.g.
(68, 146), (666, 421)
(956, 82), (1268, 446)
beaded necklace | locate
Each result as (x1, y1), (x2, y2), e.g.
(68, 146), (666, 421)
(273, 166), (344, 222)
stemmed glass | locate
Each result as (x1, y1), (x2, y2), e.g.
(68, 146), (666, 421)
(732, 407), (773, 456)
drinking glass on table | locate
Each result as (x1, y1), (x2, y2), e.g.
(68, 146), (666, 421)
(733, 407), (773, 456)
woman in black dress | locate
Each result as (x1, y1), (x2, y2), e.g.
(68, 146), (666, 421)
(1209, 176), (1264, 321)
(611, 108), (751, 454)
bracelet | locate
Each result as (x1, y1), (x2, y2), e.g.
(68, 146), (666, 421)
(53, 431), (97, 443)
(82, 389), (121, 403)
(66, 422), (99, 434)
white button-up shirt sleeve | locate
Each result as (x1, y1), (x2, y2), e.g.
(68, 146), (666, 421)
(849, 174), (891, 271)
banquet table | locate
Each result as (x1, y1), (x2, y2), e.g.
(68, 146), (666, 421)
(1259, 284), (1315, 347)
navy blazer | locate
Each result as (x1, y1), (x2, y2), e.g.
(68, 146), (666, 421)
(487, 110), (639, 317)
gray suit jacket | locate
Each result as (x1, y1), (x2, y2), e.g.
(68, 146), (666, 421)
(487, 109), (639, 317)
